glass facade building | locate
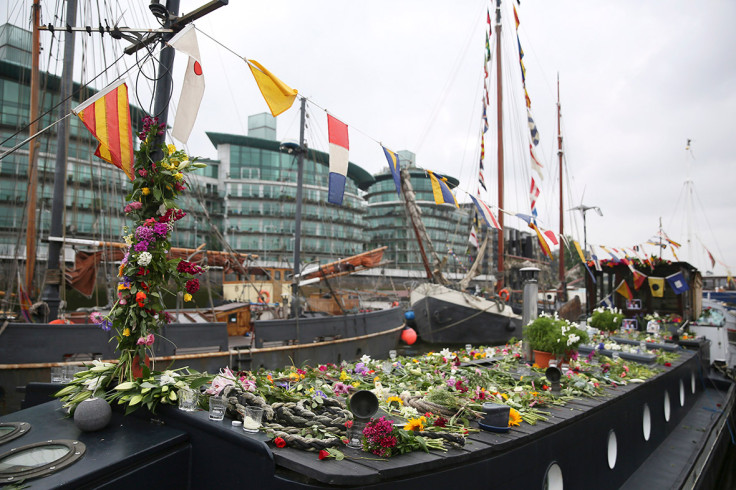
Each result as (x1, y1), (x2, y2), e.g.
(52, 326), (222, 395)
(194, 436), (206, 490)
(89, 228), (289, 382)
(363, 159), (475, 277)
(207, 114), (374, 266)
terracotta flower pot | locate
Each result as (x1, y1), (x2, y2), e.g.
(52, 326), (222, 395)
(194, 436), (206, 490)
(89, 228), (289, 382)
(533, 350), (556, 368)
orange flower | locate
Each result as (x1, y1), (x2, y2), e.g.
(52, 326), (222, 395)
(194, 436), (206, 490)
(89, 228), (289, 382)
(136, 291), (147, 307)
(508, 408), (522, 427)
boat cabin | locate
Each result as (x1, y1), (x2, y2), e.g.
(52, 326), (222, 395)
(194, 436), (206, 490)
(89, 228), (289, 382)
(585, 258), (702, 324)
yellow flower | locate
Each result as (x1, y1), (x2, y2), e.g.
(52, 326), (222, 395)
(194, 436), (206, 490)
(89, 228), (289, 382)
(352, 381), (360, 387)
(339, 370), (349, 381)
(403, 417), (425, 432)
(118, 263), (125, 277)
(167, 144), (176, 155)
(373, 376), (380, 383)
(142, 187), (150, 196)
(386, 396), (404, 406)
(117, 282), (129, 291)
(501, 393), (509, 400)
(123, 328), (131, 337)
(184, 293), (193, 302)
(508, 408), (522, 427)
(174, 172), (184, 181)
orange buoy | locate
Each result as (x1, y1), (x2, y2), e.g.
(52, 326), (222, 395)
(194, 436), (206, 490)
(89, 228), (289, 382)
(401, 327), (417, 345)
(257, 290), (270, 303)
(49, 319), (70, 325)
(498, 289), (510, 302)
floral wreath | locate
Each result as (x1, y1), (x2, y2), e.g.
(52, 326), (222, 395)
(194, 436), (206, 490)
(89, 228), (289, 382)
(91, 116), (207, 382)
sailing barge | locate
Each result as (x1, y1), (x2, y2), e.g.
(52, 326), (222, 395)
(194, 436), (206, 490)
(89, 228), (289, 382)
(2, 341), (733, 488)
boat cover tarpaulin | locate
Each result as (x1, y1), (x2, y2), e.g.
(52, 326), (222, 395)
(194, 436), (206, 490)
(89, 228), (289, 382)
(301, 247), (387, 282)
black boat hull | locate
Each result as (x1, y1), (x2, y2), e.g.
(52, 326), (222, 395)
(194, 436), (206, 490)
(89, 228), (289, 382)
(410, 284), (522, 344)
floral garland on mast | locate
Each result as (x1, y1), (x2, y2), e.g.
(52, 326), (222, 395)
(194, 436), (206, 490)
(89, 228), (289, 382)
(102, 116), (208, 381)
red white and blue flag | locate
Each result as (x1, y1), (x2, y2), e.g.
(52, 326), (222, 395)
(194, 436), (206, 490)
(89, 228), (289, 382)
(327, 114), (349, 205)
(469, 195), (501, 231)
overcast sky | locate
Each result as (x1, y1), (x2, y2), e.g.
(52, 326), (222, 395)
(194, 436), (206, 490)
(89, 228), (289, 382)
(6, 0), (736, 278)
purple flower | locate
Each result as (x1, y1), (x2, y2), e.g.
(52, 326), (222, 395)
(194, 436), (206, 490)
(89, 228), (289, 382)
(100, 319), (113, 331)
(136, 226), (154, 242)
(333, 382), (350, 395)
(133, 241), (149, 252)
(153, 222), (168, 236)
(354, 362), (367, 375)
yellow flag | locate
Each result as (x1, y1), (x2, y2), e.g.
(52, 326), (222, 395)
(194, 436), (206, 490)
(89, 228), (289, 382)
(246, 59), (298, 116)
(648, 277), (665, 298)
(572, 240), (586, 263)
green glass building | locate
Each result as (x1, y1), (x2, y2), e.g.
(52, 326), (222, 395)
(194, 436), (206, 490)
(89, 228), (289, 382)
(207, 113), (374, 266)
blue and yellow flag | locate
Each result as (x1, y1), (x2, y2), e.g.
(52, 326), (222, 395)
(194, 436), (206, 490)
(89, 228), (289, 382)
(382, 146), (401, 196)
(427, 170), (458, 207)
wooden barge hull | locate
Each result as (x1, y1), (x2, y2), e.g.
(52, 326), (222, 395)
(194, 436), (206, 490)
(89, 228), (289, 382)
(0, 308), (404, 415)
(2, 346), (733, 488)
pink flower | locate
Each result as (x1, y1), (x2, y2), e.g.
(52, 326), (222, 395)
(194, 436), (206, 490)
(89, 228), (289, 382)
(138, 169), (148, 177)
(136, 334), (155, 346)
(89, 311), (103, 324)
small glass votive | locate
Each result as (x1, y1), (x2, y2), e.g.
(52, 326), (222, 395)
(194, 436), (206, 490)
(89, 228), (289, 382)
(389, 350), (397, 361)
(243, 406), (263, 432)
(465, 344), (473, 352)
(209, 395), (225, 421)
(346, 422), (363, 449)
(50, 366), (64, 383)
(178, 388), (198, 412)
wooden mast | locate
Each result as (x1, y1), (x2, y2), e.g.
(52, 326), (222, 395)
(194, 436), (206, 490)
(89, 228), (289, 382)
(557, 74), (567, 301)
(25, 0), (41, 297)
(494, 0), (505, 291)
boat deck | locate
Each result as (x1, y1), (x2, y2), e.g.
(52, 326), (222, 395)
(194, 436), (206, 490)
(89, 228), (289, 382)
(2, 347), (733, 488)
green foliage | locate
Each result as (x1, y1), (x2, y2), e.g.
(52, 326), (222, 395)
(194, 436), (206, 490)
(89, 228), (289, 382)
(523, 314), (589, 356)
(588, 306), (624, 332)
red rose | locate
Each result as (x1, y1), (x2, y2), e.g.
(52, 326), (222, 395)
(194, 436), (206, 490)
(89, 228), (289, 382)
(318, 450), (329, 460)
(664, 362), (672, 367)
(274, 437), (286, 448)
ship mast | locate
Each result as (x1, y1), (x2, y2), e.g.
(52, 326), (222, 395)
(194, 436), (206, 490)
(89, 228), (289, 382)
(557, 74), (566, 301)
(494, 0), (505, 290)
(25, 0), (41, 299)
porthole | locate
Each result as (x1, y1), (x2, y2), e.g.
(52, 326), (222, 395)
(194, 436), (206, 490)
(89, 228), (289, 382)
(691, 372), (696, 394)
(543, 462), (563, 490)
(679, 380), (685, 407)
(664, 391), (671, 422)
(642, 404), (651, 441)
(0, 423), (30, 445)
(607, 430), (617, 469)
(0, 440), (85, 483)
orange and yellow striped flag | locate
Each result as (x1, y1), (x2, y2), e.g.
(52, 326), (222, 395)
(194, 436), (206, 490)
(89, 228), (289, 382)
(73, 80), (134, 180)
